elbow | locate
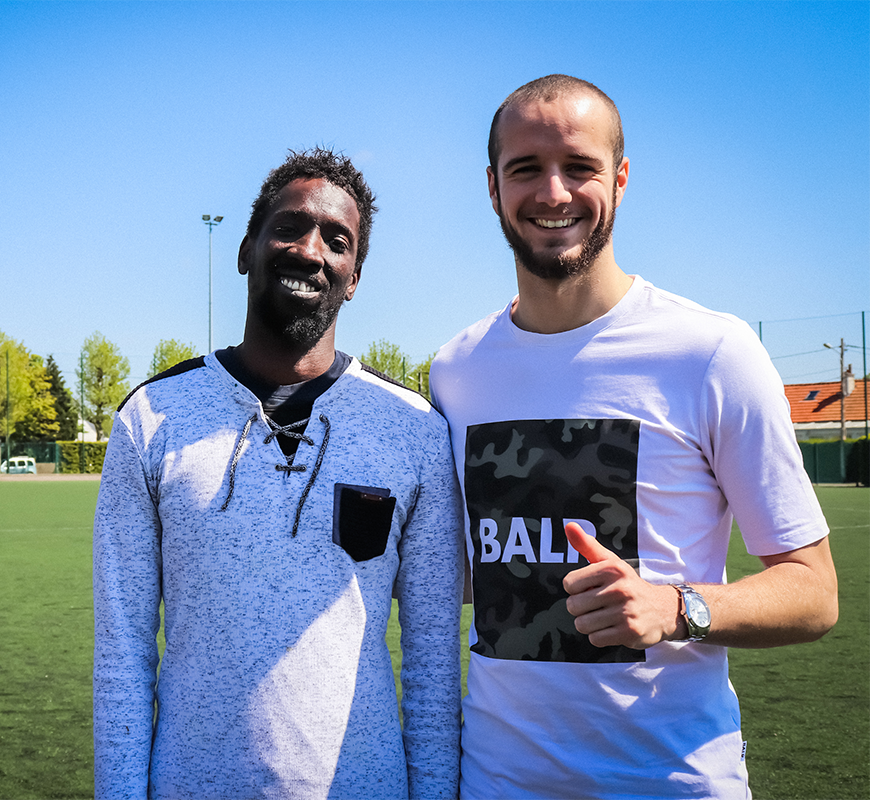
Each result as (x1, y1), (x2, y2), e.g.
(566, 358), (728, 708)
(816, 567), (840, 639)
(816, 595), (840, 640)
(802, 592), (839, 643)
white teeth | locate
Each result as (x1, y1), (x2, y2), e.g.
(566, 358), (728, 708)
(281, 277), (317, 293)
(534, 218), (577, 228)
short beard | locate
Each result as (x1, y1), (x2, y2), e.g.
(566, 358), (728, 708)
(252, 290), (345, 350)
(280, 302), (343, 348)
(498, 183), (617, 281)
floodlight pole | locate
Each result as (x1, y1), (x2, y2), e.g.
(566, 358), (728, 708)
(202, 215), (224, 352)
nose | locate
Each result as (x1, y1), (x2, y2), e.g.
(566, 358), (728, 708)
(535, 171), (572, 207)
(289, 227), (327, 264)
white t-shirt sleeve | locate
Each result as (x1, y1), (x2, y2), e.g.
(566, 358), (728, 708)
(700, 321), (828, 556)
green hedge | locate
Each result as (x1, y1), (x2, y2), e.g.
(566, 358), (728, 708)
(799, 438), (869, 486)
(57, 441), (108, 474)
(847, 437), (870, 486)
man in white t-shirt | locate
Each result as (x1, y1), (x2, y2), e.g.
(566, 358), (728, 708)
(429, 75), (838, 799)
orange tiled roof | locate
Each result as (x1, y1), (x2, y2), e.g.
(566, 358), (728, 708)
(784, 379), (869, 424)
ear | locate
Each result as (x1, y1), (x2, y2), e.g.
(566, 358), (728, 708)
(344, 267), (361, 302)
(487, 166), (501, 215)
(614, 157), (629, 209)
(238, 236), (251, 275)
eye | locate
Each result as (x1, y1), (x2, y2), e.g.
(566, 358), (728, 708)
(509, 164), (539, 176)
(274, 223), (299, 238)
(330, 237), (350, 255)
(567, 163), (596, 176)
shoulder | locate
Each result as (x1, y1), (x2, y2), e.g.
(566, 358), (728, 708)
(329, 359), (453, 457)
(439, 305), (507, 358)
(342, 358), (443, 423)
(117, 356), (209, 413)
(630, 282), (784, 411)
(631, 279), (764, 363)
(431, 304), (509, 385)
(637, 280), (749, 334)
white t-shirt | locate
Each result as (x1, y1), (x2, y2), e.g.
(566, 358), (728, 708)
(430, 276), (827, 800)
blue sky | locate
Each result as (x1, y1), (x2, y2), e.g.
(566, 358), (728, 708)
(2, 0), (868, 390)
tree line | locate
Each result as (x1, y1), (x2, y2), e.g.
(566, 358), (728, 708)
(0, 332), (198, 443)
(0, 333), (434, 446)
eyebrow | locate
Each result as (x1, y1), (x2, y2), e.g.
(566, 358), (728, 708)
(501, 153), (608, 173)
(271, 209), (356, 243)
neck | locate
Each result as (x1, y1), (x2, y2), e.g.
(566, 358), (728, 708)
(511, 253), (632, 334)
(236, 324), (338, 386)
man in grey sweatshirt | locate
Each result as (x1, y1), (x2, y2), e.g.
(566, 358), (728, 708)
(93, 147), (464, 799)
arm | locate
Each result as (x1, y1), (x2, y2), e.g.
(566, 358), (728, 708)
(563, 523), (838, 649)
(394, 430), (464, 799)
(93, 418), (162, 799)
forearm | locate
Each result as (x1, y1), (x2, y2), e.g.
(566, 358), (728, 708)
(675, 537), (839, 648)
(566, 529), (838, 651)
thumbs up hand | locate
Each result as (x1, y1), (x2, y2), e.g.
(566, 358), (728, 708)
(563, 523), (683, 649)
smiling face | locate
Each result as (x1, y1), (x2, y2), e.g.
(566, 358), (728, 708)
(488, 91), (628, 281)
(238, 177), (361, 348)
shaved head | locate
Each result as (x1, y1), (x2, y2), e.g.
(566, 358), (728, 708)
(488, 75), (624, 175)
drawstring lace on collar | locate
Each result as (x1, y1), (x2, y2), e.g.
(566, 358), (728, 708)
(220, 413), (331, 537)
(288, 414), (330, 537)
(264, 418), (313, 461)
(221, 414), (257, 511)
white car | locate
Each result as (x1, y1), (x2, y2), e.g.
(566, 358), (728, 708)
(0, 456), (37, 474)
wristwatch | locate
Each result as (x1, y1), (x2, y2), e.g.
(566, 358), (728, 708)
(673, 584), (711, 642)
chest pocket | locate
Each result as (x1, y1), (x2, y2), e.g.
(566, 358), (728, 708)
(333, 483), (397, 562)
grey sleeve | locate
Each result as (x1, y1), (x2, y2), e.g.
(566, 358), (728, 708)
(394, 427), (464, 799)
(93, 416), (162, 799)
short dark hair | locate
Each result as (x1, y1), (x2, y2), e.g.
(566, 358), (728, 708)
(246, 147), (378, 270)
(488, 75), (624, 175)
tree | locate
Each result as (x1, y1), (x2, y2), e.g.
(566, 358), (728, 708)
(77, 332), (130, 440)
(0, 332), (29, 440)
(359, 340), (435, 400)
(14, 355), (59, 441)
(149, 339), (198, 378)
(0, 331), (57, 442)
(45, 354), (79, 440)
(360, 339), (410, 384)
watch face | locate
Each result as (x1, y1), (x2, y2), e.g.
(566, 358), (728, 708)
(686, 594), (711, 628)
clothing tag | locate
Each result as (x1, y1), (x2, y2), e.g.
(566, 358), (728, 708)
(741, 741), (747, 762)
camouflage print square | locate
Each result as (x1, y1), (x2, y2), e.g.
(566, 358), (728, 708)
(465, 418), (644, 663)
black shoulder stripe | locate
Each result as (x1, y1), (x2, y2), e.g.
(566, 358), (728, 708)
(359, 361), (432, 405)
(117, 356), (207, 412)
(360, 362), (408, 389)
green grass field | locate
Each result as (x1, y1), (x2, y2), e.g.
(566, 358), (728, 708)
(1, 481), (867, 800)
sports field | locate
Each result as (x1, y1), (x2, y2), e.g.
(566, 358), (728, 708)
(0, 480), (867, 800)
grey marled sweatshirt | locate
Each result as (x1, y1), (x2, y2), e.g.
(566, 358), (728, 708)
(93, 353), (463, 799)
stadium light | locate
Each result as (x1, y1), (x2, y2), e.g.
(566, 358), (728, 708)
(203, 215), (224, 352)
